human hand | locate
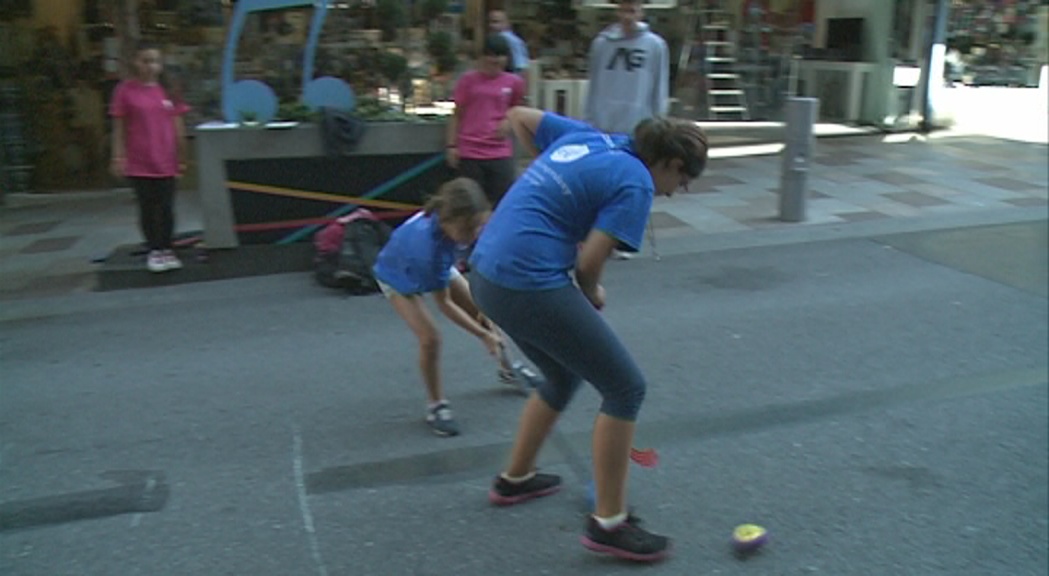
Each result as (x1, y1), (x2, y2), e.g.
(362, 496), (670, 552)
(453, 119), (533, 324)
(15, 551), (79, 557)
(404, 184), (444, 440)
(482, 331), (503, 357)
(446, 147), (459, 169)
(585, 284), (605, 310)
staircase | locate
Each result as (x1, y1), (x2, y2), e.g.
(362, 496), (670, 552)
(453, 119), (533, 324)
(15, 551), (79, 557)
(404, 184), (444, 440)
(700, 3), (749, 121)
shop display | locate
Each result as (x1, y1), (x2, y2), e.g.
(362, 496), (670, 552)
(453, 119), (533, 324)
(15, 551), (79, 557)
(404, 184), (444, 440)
(946, 0), (1046, 87)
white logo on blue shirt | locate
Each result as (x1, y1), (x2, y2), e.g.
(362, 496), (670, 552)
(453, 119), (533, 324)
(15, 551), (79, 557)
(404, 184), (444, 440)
(549, 144), (590, 163)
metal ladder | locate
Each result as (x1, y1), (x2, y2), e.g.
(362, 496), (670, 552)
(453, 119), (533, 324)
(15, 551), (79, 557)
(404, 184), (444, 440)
(698, 1), (750, 120)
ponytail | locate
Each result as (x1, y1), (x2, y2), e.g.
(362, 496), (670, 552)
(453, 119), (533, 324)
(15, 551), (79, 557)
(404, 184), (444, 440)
(423, 194), (445, 216)
(423, 177), (490, 222)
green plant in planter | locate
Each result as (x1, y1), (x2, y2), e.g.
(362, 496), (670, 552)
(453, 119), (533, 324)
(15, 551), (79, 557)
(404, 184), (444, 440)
(427, 31), (458, 75)
(276, 101), (316, 123)
(419, 0), (448, 24)
(377, 51), (410, 110)
(377, 51), (408, 87)
(239, 110), (259, 125)
(354, 96), (436, 123)
(376, 0), (406, 42)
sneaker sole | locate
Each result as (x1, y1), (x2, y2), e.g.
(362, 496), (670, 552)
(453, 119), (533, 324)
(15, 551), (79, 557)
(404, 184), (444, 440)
(499, 366), (543, 397)
(499, 379), (531, 397)
(488, 484), (561, 506)
(428, 425), (459, 437)
(580, 537), (670, 562)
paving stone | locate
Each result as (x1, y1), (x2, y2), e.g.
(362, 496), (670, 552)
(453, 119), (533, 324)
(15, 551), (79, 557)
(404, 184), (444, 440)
(977, 176), (1042, 192)
(883, 191), (951, 207)
(19, 236), (80, 254)
(4, 221), (61, 236)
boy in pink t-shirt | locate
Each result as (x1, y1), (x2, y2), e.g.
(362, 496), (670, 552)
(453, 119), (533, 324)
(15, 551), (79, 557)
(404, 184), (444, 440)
(109, 42), (190, 273)
(446, 35), (525, 207)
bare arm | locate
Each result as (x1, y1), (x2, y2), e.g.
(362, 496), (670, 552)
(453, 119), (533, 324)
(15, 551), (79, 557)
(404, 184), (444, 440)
(507, 106), (544, 157)
(433, 288), (489, 337)
(575, 229), (618, 308)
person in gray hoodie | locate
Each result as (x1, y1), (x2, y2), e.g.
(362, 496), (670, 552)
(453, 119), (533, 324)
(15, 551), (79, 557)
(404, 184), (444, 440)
(584, 0), (670, 135)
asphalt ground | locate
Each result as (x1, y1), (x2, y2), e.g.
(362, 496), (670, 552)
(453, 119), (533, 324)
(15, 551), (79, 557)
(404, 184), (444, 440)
(1, 218), (1046, 575)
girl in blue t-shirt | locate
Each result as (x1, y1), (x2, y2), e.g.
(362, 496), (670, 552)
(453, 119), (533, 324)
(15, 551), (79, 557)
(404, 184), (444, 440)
(372, 177), (524, 438)
(469, 107), (708, 562)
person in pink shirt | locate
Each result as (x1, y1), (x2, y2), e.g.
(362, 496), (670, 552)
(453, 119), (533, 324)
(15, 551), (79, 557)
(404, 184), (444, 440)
(446, 35), (525, 208)
(109, 42), (190, 273)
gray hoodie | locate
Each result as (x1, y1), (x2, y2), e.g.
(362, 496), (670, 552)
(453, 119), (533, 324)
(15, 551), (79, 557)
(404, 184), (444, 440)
(584, 22), (669, 134)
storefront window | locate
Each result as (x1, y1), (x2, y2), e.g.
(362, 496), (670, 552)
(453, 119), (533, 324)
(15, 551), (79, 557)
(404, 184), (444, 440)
(220, 2), (464, 121)
(946, 0), (1046, 87)
(672, 0), (808, 122)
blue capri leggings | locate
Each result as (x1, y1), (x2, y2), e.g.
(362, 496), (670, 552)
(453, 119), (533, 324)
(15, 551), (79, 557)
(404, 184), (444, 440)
(471, 272), (647, 421)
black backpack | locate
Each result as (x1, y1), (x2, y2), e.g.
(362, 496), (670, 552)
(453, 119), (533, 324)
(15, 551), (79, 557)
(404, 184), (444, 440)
(320, 107), (367, 156)
(314, 211), (392, 295)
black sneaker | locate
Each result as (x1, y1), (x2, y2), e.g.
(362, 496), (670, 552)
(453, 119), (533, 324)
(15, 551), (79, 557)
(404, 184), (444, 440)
(581, 514), (671, 563)
(426, 402), (459, 437)
(488, 471), (562, 506)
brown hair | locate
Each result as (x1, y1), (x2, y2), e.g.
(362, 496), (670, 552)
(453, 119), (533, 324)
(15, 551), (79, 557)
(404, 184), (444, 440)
(423, 177), (490, 223)
(633, 117), (709, 179)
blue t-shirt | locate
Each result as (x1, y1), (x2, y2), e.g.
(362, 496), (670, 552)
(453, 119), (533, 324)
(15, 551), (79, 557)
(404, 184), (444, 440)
(470, 113), (654, 290)
(372, 212), (461, 294)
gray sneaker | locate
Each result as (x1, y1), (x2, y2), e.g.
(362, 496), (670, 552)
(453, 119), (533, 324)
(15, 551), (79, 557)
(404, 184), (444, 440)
(498, 362), (543, 396)
(426, 402), (459, 437)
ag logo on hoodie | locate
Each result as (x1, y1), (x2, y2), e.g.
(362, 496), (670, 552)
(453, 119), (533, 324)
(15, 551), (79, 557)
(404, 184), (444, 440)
(607, 48), (646, 72)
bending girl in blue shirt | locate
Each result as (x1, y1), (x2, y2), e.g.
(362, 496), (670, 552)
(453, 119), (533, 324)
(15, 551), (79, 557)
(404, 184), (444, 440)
(372, 177), (523, 437)
(469, 107), (708, 562)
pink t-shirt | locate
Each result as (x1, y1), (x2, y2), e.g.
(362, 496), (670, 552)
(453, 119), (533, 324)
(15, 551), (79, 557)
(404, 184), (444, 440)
(453, 70), (524, 160)
(109, 80), (189, 178)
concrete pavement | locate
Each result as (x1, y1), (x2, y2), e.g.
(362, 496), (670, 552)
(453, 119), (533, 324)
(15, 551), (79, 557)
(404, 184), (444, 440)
(0, 129), (1046, 301)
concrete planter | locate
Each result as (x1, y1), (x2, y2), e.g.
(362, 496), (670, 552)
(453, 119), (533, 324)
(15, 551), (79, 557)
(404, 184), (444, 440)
(195, 120), (448, 248)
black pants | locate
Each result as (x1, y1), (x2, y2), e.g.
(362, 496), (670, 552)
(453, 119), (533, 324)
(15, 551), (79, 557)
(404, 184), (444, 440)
(130, 177), (176, 251)
(458, 157), (516, 208)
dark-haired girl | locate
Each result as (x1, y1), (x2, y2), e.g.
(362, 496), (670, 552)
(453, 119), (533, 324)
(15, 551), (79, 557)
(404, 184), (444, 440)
(470, 106), (708, 562)
(109, 42), (189, 273)
(373, 177), (521, 437)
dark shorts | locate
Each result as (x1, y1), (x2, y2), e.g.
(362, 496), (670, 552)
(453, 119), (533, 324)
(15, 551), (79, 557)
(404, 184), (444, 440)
(471, 272), (647, 421)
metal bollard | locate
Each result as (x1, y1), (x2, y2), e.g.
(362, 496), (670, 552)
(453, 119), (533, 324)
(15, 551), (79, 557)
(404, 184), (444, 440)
(779, 97), (819, 223)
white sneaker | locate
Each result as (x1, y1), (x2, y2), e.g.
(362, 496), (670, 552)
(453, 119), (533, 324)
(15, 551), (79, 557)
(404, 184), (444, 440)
(162, 250), (183, 270)
(612, 250), (634, 260)
(146, 250), (166, 273)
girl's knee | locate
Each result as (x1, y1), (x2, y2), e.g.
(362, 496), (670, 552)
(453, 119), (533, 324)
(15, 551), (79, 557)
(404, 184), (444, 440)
(537, 376), (582, 413)
(599, 379), (646, 421)
(418, 331), (441, 354)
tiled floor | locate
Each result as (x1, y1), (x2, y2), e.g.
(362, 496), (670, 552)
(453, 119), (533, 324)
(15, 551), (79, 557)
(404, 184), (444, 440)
(653, 135), (1048, 238)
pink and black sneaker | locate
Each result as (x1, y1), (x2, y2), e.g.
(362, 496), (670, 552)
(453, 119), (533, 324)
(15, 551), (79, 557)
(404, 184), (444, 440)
(488, 471), (561, 506)
(581, 514), (671, 563)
